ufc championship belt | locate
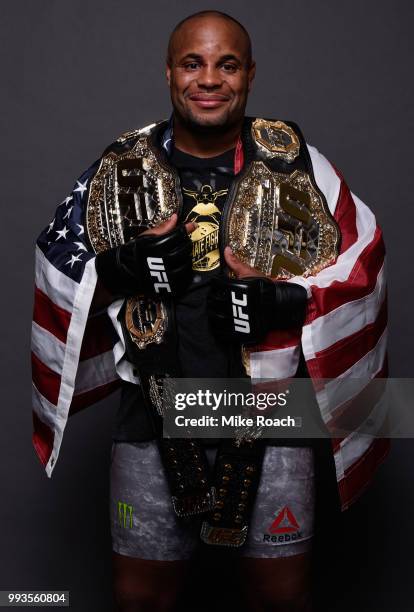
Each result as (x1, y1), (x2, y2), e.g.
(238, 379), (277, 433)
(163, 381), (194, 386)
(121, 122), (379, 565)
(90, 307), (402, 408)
(86, 117), (340, 547)
(86, 122), (216, 517)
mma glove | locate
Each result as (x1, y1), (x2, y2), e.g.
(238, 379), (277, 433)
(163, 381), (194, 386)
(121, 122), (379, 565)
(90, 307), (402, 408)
(95, 225), (193, 298)
(207, 275), (308, 345)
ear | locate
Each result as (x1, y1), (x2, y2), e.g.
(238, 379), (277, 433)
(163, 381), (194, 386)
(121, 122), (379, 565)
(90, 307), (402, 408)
(166, 63), (172, 86)
(247, 61), (256, 92)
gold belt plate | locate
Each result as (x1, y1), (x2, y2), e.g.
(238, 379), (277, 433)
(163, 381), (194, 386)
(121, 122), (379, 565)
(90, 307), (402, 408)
(252, 118), (300, 162)
(226, 163), (340, 280)
(86, 129), (178, 349)
(125, 296), (167, 351)
(200, 522), (248, 547)
(86, 132), (179, 254)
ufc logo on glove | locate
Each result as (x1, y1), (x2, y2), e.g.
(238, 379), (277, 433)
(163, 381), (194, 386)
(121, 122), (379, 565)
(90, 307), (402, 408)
(231, 290), (251, 334)
(147, 257), (171, 293)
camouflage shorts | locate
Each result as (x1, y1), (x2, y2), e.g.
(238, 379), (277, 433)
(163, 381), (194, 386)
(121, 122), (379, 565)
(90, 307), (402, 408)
(110, 441), (315, 560)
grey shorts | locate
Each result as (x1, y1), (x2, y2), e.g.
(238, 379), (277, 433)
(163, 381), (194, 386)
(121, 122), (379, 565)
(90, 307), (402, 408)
(109, 441), (315, 561)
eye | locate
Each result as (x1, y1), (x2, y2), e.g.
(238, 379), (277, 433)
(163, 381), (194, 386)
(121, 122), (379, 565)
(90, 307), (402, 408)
(222, 63), (238, 73)
(184, 62), (200, 71)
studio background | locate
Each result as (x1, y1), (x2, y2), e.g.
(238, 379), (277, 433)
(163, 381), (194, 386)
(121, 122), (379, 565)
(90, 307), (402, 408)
(1, 1), (413, 610)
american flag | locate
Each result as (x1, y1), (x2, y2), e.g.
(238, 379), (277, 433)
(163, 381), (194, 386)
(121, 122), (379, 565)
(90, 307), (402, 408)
(31, 160), (121, 475)
(250, 145), (389, 510)
(31, 135), (389, 510)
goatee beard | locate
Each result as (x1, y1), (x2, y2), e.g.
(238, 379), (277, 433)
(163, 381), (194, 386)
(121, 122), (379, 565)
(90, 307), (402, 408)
(175, 108), (239, 135)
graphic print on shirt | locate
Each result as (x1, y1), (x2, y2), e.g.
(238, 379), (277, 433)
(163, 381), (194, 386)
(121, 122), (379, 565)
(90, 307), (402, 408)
(183, 185), (228, 272)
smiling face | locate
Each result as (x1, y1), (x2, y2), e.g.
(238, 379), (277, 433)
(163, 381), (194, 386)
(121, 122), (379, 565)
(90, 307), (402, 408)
(166, 15), (255, 131)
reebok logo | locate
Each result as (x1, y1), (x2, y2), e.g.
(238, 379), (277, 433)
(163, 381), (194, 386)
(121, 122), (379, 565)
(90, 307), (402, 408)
(231, 290), (250, 333)
(263, 506), (302, 544)
(147, 257), (171, 293)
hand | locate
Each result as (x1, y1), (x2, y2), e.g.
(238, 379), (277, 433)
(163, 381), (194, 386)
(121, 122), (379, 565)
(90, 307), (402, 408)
(95, 213), (196, 297)
(141, 213), (196, 238)
(207, 246), (308, 344)
(223, 245), (267, 280)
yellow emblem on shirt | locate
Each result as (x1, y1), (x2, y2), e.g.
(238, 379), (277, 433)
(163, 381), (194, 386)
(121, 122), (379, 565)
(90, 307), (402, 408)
(183, 185), (228, 272)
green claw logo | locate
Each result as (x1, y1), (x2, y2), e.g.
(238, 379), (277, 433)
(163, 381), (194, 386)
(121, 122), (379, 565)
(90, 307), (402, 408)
(117, 501), (134, 528)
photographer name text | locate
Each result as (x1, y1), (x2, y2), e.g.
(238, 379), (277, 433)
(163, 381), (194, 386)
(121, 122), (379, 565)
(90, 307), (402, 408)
(174, 415), (298, 428)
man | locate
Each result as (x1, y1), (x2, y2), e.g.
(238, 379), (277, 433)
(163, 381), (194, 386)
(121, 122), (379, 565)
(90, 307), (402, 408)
(31, 10), (388, 612)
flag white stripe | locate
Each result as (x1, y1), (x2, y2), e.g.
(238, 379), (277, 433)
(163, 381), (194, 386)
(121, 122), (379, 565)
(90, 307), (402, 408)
(302, 261), (386, 359)
(316, 327), (387, 422)
(35, 245), (79, 312)
(31, 321), (65, 375)
(306, 145), (341, 216)
(107, 299), (141, 384)
(46, 258), (98, 476)
(338, 434), (374, 475)
(74, 349), (119, 395)
(250, 344), (301, 379)
(338, 390), (389, 474)
(333, 449), (345, 480)
(32, 383), (58, 431)
(289, 193), (377, 293)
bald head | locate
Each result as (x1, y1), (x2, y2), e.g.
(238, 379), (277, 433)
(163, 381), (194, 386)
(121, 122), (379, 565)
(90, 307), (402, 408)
(166, 10), (256, 135)
(167, 10), (253, 68)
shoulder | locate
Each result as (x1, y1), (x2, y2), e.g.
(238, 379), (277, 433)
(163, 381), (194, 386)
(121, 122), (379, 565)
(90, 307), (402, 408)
(268, 117), (342, 212)
(113, 120), (162, 145)
(101, 120), (167, 156)
(249, 117), (342, 215)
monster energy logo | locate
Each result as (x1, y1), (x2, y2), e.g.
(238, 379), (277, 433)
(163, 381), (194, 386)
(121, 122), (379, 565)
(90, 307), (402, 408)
(117, 500), (134, 528)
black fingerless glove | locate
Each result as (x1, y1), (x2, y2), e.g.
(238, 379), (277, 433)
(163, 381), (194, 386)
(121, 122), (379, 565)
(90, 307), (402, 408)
(95, 225), (193, 297)
(207, 275), (308, 344)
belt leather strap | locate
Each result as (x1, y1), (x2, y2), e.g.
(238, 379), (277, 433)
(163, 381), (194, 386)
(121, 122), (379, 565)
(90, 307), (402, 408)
(137, 368), (266, 547)
(200, 437), (266, 547)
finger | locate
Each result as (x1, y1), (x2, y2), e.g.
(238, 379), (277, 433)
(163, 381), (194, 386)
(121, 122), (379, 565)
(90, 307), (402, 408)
(141, 213), (178, 236)
(224, 246), (265, 279)
(185, 221), (198, 234)
(224, 246), (247, 278)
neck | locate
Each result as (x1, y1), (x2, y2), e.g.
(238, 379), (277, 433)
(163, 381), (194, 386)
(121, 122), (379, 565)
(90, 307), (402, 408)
(172, 114), (243, 158)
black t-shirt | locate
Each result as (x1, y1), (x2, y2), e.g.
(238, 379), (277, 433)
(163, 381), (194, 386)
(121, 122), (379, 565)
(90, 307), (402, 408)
(113, 147), (245, 442)
(171, 146), (245, 379)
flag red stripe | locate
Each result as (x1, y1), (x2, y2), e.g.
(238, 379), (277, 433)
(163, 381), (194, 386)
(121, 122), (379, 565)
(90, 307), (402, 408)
(308, 227), (385, 319)
(333, 178), (358, 254)
(325, 365), (388, 435)
(331, 438), (342, 454)
(32, 411), (54, 467)
(329, 357), (388, 454)
(257, 328), (302, 352)
(79, 312), (116, 361)
(31, 351), (61, 406)
(306, 296), (387, 379)
(33, 287), (71, 344)
(337, 438), (390, 510)
(69, 379), (121, 415)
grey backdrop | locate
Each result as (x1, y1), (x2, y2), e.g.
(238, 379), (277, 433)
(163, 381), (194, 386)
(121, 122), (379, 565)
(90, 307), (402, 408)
(1, 0), (413, 610)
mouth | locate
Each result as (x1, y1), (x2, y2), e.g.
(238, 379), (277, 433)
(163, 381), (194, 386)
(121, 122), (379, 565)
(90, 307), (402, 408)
(187, 93), (231, 109)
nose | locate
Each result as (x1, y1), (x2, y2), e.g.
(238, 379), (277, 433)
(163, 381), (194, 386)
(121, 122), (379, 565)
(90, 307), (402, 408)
(196, 65), (223, 89)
